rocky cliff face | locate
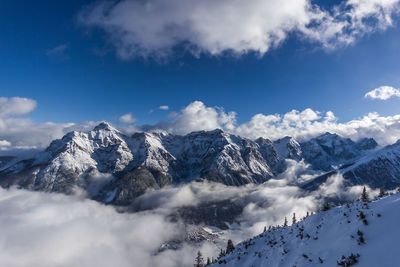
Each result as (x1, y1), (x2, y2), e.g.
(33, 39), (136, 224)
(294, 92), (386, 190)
(299, 132), (378, 171)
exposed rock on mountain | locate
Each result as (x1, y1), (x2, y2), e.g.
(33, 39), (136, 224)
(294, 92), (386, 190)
(300, 132), (377, 171)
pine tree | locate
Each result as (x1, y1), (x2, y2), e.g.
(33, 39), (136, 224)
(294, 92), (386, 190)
(361, 186), (369, 202)
(292, 213), (296, 225)
(218, 249), (225, 259)
(322, 201), (331, 211)
(263, 226), (267, 232)
(283, 217), (288, 227)
(226, 239), (235, 254)
(379, 187), (385, 197)
(194, 251), (204, 267)
(206, 257), (211, 266)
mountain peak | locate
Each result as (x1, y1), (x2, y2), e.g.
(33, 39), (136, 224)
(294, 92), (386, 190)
(93, 121), (116, 132)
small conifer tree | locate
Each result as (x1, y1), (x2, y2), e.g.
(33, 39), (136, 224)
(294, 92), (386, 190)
(322, 201), (331, 211)
(379, 187), (385, 197)
(361, 186), (369, 202)
(226, 239), (235, 254)
(292, 213), (297, 225)
(218, 249), (225, 259)
(284, 217), (288, 227)
(194, 251), (204, 267)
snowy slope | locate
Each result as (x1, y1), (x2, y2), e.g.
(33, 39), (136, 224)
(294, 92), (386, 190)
(211, 193), (400, 267)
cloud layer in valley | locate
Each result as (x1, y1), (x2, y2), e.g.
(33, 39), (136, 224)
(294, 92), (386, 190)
(0, 160), (380, 267)
(79, 0), (400, 59)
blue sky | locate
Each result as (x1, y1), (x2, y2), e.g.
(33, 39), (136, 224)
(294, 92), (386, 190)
(2, 0), (400, 151)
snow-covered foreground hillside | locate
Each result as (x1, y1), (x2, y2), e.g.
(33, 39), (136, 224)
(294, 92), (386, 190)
(212, 193), (400, 266)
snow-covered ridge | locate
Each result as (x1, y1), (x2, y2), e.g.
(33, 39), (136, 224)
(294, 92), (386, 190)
(211, 193), (400, 266)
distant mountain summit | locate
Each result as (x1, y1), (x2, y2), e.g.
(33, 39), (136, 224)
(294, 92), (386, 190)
(0, 122), (398, 205)
(300, 132), (378, 171)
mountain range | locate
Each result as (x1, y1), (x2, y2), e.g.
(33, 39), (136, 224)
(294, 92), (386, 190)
(0, 122), (399, 206)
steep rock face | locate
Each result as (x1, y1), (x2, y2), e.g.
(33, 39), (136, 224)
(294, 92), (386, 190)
(300, 133), (377, 171)
(273, 136), (302, 160)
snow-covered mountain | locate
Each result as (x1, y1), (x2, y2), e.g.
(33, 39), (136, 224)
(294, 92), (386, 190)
(0, 123), (284, 204)
(299, 133), (377, 171)
(340, 140), (400, 189)
(211, 193), (400, 266)
(273, 136), (302, 160)
(0, 122), (398, 205)
(273, 133), (377, 172)
(303, 139), (400, 191)
(0, 156), (16, 171)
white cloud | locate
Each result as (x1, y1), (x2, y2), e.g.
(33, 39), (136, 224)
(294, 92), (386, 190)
(159, 105), (169, 111)
(365, 85), (400, 100)
(0, 187), (197, 267)
(0, 97), (37, 117)
(46, 44), (69, 57)
(0, 140), (11, 150)
(2, 96), (400, 158)
(0, 163), (380, 266)
(0, 97), (97, 157)
(78, 0), (400, 59)
(135, 100), (400, 146)
(143, 101), (236, 134)
(119, 113), (136, 124)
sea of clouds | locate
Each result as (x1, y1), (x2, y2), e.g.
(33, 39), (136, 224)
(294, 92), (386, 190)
(0, 160), (380, 267)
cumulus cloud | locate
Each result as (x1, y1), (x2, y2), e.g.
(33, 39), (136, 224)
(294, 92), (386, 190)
(365, 85), (400, 100)
(142, 101), (236, 134)
(78, 0), (400, 59)
(0, 97), (37, 117)
(232, 109), (400, 145)
(119, 113), (136, 123)
(159, 105), (169, 111)
(128, 101), (400, 146)
(0, 97), (97, 157)
(3, 96), (400, 159)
